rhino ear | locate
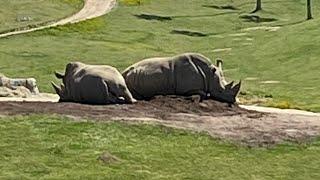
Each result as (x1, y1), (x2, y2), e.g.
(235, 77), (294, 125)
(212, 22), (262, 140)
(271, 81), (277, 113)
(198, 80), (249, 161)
(51, 82), (62, 96)
(211, 67), (216, 73)
(216, 59), (223, 68)
(232, 81), (241, 95)
(54, 71), (64, 79)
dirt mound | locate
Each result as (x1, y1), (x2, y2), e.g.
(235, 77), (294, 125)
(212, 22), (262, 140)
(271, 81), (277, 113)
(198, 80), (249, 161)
(0, 96), (319, 147)
(0, 95), (254, 118)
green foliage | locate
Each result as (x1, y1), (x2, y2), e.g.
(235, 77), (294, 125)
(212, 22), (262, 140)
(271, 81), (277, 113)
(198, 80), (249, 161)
(0, 115), (320, 179)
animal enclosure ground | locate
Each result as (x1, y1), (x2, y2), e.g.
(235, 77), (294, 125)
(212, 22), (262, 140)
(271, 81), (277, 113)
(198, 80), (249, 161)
(1, 96), (319, 147)
(0, 114), (320, 179)
(1, 0), (320, 111)
(1, 1), (320, 178)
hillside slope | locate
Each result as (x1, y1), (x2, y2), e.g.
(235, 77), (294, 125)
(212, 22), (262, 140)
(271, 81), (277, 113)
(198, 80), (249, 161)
(0, 0), (319, 111)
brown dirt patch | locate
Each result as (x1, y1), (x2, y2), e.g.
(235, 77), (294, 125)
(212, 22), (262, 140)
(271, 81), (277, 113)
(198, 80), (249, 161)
(0, 96), (319, 147)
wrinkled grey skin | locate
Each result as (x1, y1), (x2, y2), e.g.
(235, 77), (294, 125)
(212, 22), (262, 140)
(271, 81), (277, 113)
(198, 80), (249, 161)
(52, 62), (136, 104)
(122, 53), (241, 103)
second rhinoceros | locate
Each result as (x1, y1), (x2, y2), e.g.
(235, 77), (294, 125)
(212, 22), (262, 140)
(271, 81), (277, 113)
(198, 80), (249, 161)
(122, 53), (241, 103)
(52, 62), (136, 104)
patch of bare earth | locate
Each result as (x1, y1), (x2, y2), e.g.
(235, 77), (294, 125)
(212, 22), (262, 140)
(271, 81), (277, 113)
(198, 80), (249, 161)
(0, 96), (319, 147)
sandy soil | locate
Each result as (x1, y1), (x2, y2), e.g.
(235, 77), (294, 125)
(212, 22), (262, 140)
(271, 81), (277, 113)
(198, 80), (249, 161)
(0, 0), (116, 38)
(0, 95), (319, 147)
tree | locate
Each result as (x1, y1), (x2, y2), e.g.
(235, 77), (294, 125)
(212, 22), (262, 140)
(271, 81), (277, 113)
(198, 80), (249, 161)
(251, 0), (262, 13)
(307, 0), (313, 20)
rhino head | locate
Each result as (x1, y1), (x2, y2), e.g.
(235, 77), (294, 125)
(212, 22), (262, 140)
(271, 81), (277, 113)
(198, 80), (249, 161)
(209, 60), (241, 104)
(51, 62), (80, 102)
(51, 71), (68, 102)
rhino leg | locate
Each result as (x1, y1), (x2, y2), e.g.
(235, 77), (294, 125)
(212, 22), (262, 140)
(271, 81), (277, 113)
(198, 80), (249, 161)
(109, 84), (137, 104)
(101, 81), (119, 104)
(184, 89), (208, 101)
(122, 88), (137, 104)
(127, 88), (144, 100)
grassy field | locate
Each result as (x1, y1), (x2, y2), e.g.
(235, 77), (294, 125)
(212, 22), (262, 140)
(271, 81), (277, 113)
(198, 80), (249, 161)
(0, 0), (83, 33)
(1, 1), (320, 178)
(0, 0), (319, 111)
(0, 115), (319, 179)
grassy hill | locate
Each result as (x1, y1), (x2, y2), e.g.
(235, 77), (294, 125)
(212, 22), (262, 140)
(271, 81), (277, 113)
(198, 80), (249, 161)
(0, 115), (319, 179)
(0, 0), (83, 33)
(1, 1), (320, 178)
(0, 0), (319, 111)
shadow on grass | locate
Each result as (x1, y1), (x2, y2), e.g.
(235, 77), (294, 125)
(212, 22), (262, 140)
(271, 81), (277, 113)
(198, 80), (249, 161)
(134, 14), (172, 21)
(173, 12), (237, 19)
(170, 30), (208, 37)
(202, 5), (239, 10)
(134, 12), (237, 21)
(240, 15), (278, 23)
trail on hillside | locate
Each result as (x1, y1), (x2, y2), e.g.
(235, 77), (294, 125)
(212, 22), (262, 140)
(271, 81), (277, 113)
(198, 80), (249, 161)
(0, 0), (116, 38)
(0, 96), (319, 147)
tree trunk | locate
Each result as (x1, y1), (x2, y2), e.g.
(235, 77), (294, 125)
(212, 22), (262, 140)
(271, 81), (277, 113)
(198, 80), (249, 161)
(307, 0), (313, 20)
(251, 0), (262, 13)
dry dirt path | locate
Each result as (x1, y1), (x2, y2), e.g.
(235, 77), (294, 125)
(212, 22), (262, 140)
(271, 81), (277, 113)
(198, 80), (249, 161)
(0, 0), (116, 38)
(0, 96), (319, 147)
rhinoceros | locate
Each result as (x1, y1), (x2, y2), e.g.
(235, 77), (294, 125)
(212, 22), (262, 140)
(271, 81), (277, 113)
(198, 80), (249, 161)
(122, 53), (241, 103)
(52, 62), (136, 104)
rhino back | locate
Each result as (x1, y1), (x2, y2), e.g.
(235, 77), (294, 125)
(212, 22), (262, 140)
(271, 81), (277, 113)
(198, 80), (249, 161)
(64, 64), (121, 104)
(123, 53), (216, 99)
(123, 58), (175, 99)
(173, 54), (211, 94)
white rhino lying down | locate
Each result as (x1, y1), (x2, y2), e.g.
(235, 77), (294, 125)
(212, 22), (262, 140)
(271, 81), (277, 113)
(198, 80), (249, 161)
(0, 74), (39, 95)
(52, 62), (136, 104)
(122, 53), (241, 103)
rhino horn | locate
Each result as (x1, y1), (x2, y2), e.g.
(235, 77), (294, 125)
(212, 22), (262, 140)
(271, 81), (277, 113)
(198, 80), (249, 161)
(225, 81), (234, 89)
(51, 82), (62, 96)
(232, 81), (241, 95)
(54, 71), (64, 79)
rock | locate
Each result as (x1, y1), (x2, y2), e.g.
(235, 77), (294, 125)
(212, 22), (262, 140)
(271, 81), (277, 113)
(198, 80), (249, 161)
(0, 86), (32, 98)
(97, 151), (120, 164)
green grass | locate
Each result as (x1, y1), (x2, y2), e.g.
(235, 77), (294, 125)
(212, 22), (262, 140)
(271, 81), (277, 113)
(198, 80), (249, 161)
(0, 0), (320, 111)
(0, 0), (83, 33)
(0, 115), (319, 179)
(1, 1), (319, 178)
